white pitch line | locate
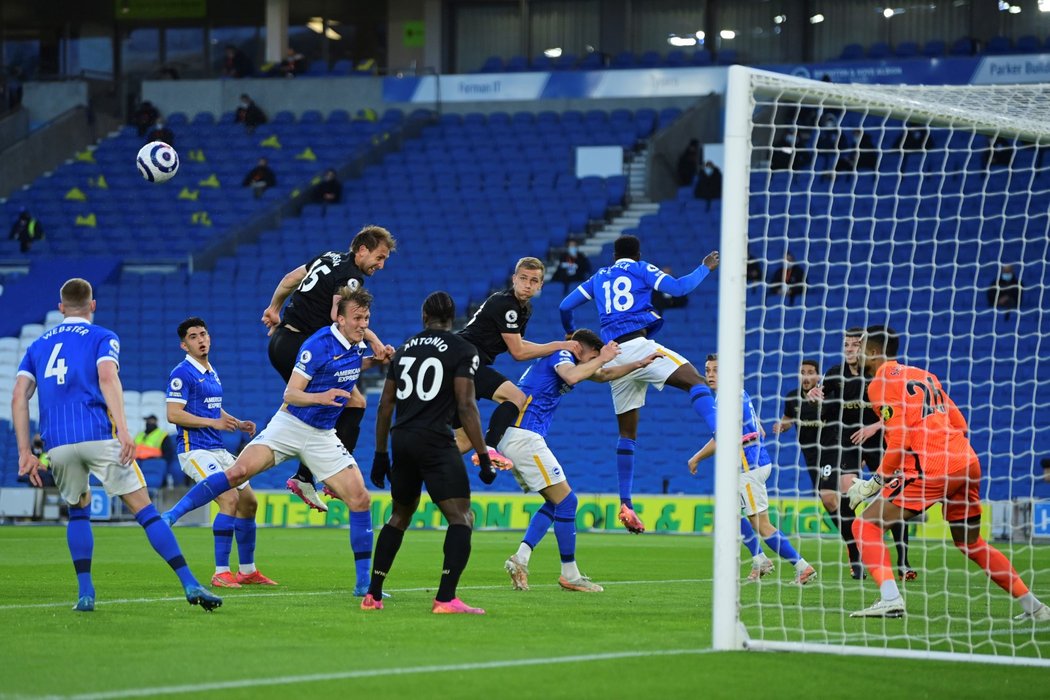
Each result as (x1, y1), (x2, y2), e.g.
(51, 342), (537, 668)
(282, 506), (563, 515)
(0, 578), (708, 611)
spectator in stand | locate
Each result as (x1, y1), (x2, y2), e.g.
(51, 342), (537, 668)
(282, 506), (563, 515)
(677, 139), (701, 186)
(132, 100), (160, 137)
(551, 238), (592, 295)
(652, 267), (689, 312)
(147, 117), (175, 147)
(235, 94), (267, 133)
(850, 129), (878, 170)
(894, 125), (933, 172)
(747, 249), (763, 292)
(986, 263), (1022, 317)
(9, 208), (44, 254)
(693, 161), (722, 211)
(312, 169), (343, 208)
(243, 157), (277, 197)
(134, 415), (174, 463)
(767, 252), (806, 306)
(771, 130), (811, 171)
(985, 137), (1015, 169)
(223, 45), (254, 78)
(277, 47), (308, 77)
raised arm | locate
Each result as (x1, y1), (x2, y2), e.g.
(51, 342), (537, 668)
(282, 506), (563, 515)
(559, 285), (591, 334)
(502, 333), (578, 362)
(651, 251), (719, 297)
(262, 265), (308, 333)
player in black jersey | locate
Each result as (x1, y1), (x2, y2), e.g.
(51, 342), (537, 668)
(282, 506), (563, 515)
(363, 291), (495, 614)
(454, 256), (579, 469)
(261, 224), (396, 512)
(775, 359), (826, 492)
(807, 328), (913, 580)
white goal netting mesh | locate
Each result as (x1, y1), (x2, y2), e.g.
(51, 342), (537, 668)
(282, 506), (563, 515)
(727, 70), (1050, 664)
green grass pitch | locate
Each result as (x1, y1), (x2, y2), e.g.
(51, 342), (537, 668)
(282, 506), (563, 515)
(1, 526), (1048, 699)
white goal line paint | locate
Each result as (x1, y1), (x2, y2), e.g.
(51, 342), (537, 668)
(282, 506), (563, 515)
(0, 578), (708, 611)
(3, 648), (718, 700)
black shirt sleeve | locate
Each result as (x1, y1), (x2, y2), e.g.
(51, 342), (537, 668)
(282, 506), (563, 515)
(783, 390), (798, 420)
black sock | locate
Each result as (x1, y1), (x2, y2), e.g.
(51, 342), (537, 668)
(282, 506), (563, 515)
(436, 524), (472, 602)
(336, 407), (366, 454)
(889, 519), (911, 569)
(293, 463), (313, 482)
(485, 401), (519, 448)
(369, 524), (406, 598)
(836, 502), (860, 565)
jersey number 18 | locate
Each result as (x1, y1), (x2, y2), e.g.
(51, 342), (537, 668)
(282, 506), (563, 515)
(602, 276), (634, 313)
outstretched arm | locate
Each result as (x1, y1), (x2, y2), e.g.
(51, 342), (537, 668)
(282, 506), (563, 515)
(262, 265), (308, 334)
(653, 251), (719, 297)
(502, 333), (579, 362)
(559, 285), (590, 334)
(687, 439), (717, 474)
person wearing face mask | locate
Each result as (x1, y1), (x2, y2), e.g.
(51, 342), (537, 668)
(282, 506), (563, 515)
(693, 161), (722, 212)
(767, 251), (806, 306)
(147, 117), (175, 147)
(552, 238), (592, 295)
(235, 93), (267, 133)
(987, 263), (1022, 316)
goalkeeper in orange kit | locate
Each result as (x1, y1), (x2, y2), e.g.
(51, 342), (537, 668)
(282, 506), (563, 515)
(846, 325), (1048, 620)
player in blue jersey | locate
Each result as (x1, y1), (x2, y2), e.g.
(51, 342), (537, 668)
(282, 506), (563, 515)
(687, 354), (816, 585)
(559, 234), (719, 533)
(163, 288), (393, 596)
(498, 329), (660, 592)
(13, 279), (221, 612)
(167, 317), (277, 589)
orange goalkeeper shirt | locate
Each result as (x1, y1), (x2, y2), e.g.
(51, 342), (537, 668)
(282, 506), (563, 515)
(867, 360), (978, 478)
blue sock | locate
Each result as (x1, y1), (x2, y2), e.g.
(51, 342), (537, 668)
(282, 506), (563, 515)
(135, 504), (198, 589)
(553, 492), (578, 564)
(234, 517), (257, 568)
(740, 517), (762, 558)
(616, 437), (636, 509)
(167, 472), (232, 523)
(67, 505), (95, 599)
(764, 530), (801, 565)
(524, 501), (555, 549)
(212, 513), (235, 569)
(689, 384), (717, 432)
(349, 511), (373, 588)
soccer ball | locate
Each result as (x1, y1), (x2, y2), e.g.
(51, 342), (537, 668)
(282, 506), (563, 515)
(137, 141), (179, 183)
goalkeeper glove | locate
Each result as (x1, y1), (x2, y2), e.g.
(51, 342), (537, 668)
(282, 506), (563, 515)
(370, 452), (390, 489)
(477, 453), (497, 485)
(847, 473), (884, 510)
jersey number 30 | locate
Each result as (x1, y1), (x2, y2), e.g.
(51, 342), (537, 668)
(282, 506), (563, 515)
(602, 277), (634, 313)
(396, 357), (443, 401)
(45, 343), (68, 385)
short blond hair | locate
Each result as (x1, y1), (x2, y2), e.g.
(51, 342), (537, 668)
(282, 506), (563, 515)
(351, 225), (397, 254)
(336, 286), (374, 317)
(60, 278), (93, 310)
(515, 257), (545, 275)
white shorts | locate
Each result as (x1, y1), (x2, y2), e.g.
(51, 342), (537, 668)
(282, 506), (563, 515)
(178, 449), (249, 491)
(498, 427), (567, 493)
(739, 464), (772, 517)
(606, 337), (690, 414)
(250, 410), (357, 482)
(48, 439), (147, 505)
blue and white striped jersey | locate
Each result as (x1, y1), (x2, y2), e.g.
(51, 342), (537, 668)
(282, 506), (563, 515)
(286, 324), (368, 430)
(166, 355), (224, 452)
(16, 317), (121, 449)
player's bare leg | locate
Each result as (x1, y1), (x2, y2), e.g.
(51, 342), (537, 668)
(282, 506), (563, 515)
(320, 465), (374, 596)
(431, 497), (485, 614)
(614, 409), (645, 533)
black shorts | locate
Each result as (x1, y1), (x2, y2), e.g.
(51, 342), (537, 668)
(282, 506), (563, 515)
(390, 429), (470, 504)
(826, 441), (883, 474)
(267, 326), (308, 382)
(451, 364), (510, 430)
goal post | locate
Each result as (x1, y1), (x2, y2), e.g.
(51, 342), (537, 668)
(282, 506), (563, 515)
(714, 65), (1050, 665)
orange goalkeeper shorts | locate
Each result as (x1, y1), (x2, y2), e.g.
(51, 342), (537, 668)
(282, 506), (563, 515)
(885, 459), (982, 522)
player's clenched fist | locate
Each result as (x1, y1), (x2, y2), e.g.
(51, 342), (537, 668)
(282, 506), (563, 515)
(371, 452), (390, 489)
(315, 388), (354, 406)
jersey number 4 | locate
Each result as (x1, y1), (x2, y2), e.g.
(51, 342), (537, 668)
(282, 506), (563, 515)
(45, 343), (68, 385)
(602, 276), (634, 313)
(396, 357), (444, 401)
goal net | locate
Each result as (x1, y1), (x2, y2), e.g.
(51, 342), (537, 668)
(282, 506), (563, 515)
(713, 66), (1050, 666)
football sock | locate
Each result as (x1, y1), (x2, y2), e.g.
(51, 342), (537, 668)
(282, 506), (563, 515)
(880, 578), (902, 602)
(369, 524), (406, 598)
(889, 519), (911, 569)
(523, 501), (555, 550)
(167, 471), (232, 522)
(515, 542), (533, 566)
(212, 513), (235, 572)
(688, 384), (717, 432)
(853, 518), (894, 588)
(616, 437), (636, 509)
(740, 517), (763, 558)
(349, 511), (374, 588)
(67, 505), (95, 599)
(763, 530), (801, 565)
(234, 516), (257, 572)
(561, 560), (583, 580)
(292, 463), (314, 483)
(436, 523), (472, 603)
(135, 504), (197, 588)
(553, 492), (578, 568)
(834, 501), (861, 565)
(956, 537), (1030, 598)
(1019, 592), (1043, 615)
(485, 401), (520, 448)
(336, 406), (365, 454)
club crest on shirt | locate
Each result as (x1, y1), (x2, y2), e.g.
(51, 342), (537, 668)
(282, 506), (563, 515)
(880, 405), (893, 422)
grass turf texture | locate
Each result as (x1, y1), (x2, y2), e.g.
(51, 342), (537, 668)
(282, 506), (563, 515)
(1, 526), (1048, 699)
